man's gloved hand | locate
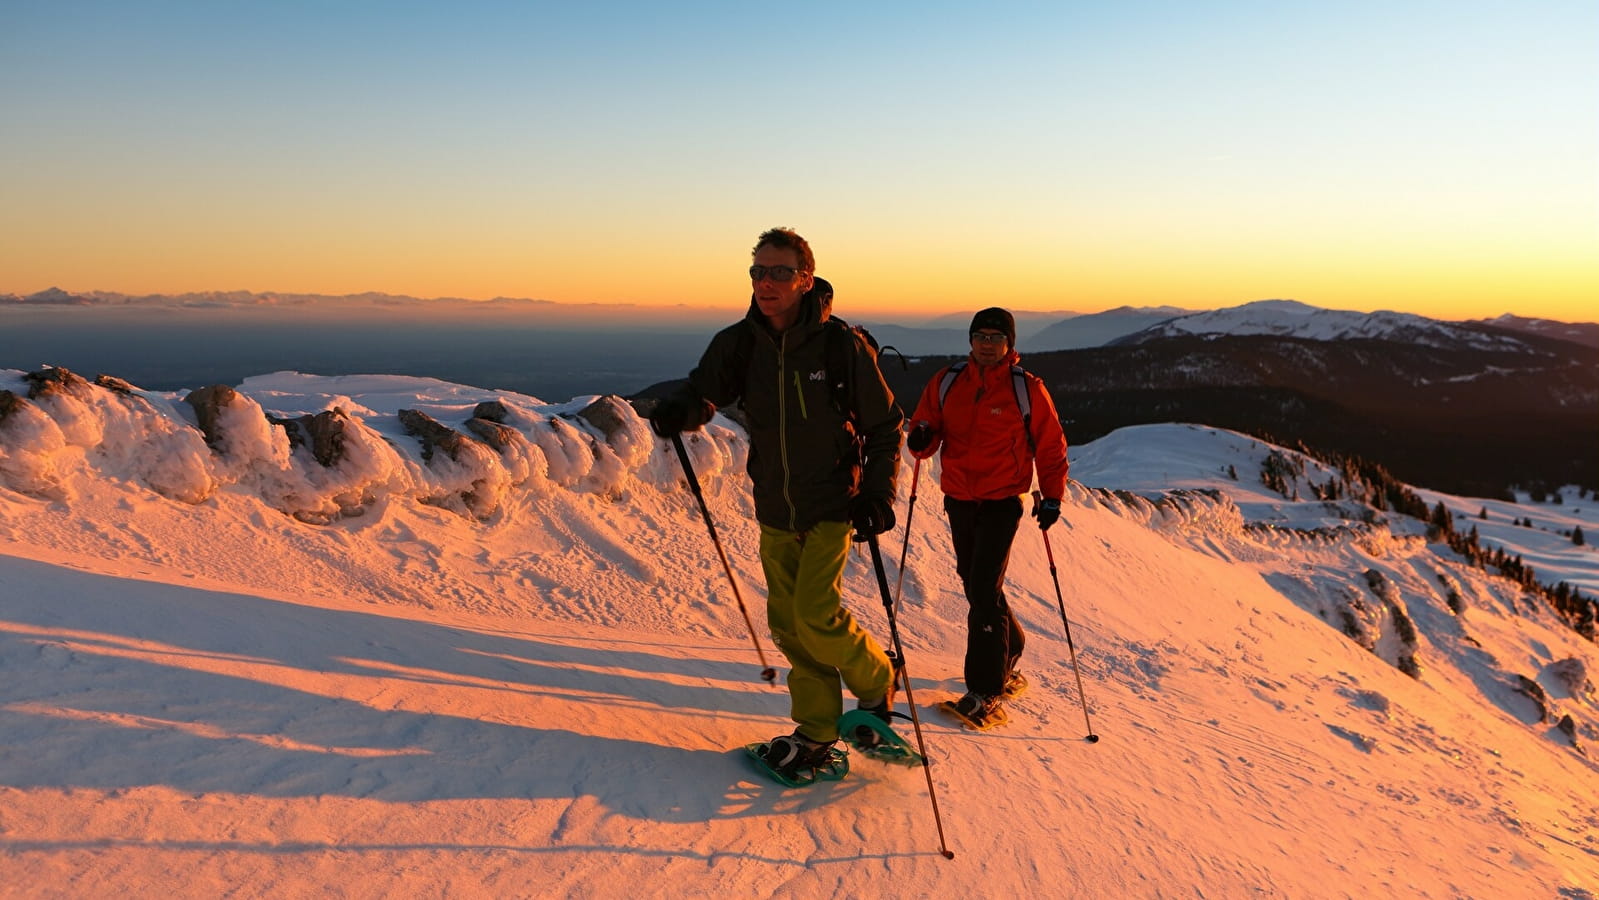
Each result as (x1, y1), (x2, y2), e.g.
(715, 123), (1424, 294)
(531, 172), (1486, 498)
(1034, 497), (1062, 531)
(850, 494), (897, 538)
(648, 397), (690, 438)
(905, 422), (936, 457)
(649, 396), (710, 438)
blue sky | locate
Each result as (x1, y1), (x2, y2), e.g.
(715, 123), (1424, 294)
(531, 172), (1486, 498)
(3, 1), (1595, 319)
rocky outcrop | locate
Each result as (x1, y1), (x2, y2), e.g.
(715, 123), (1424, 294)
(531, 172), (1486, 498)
(1365, 569), (1421, 678)
(24, 366), (93, 401)
(270, 408), (353, 468)
(577, 395), (633, 443)
(1555, 715), (1585, 755)
(1514, 674), (1552, 723)
(0, 390), (24, 423)
(399, 409), (502, 518)
(398, 409), (466, 463)
(183, 384), (243, 450)
(464, 416), (522, 452)
(472, 400), (513, 423)
(93, 374), (143, 396)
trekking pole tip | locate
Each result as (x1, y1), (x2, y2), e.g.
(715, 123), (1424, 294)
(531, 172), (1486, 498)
(760, 667), (778, 682)
(1086, 733), (1100, 743)
(941, 850), (955, 860)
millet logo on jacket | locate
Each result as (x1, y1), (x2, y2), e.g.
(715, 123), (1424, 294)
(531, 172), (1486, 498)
(809, 369), (826, 381)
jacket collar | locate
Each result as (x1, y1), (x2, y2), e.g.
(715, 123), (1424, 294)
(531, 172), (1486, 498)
(965, 347), (1021, 371)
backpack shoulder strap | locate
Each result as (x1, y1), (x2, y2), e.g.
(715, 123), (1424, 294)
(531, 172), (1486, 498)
(937, 361), (1036, 454)
(936, 361), (968, 409)
(1011, 365), (1036, 455)
(824, 317), (858, 418)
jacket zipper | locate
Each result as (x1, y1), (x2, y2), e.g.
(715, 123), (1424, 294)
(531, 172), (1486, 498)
(793, 370), (808, 420)
(960, 363), (1030, 492)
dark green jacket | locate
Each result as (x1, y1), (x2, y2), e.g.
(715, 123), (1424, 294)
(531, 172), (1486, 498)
(686, 284), (902, 532)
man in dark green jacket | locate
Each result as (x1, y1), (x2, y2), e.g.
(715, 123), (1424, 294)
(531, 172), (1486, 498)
(650, 227), (903, 779)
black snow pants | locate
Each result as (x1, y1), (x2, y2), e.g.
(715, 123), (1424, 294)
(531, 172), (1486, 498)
(943, 495), (1025, 698)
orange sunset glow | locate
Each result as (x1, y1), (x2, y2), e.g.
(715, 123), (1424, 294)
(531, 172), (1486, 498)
(2, 4), (1594, 324)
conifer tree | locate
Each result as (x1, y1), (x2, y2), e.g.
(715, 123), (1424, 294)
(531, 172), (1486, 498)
(1430, 501), (1454, 537)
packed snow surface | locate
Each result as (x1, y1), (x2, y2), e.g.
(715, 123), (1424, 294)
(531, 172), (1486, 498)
(2, 371), (1596, 898)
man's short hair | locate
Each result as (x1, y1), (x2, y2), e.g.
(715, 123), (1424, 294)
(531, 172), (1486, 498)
(753, 227), (815, 274)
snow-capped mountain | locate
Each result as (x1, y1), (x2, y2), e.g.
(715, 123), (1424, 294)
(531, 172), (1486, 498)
(1026, 305), (1193, 350)
(887, 314), (1598, 500)
(1115, 299), (1529, 350)
(1, 368), (1595, 897)
(1475, 313), (1599, 349)
(876, 300), (1598, 500)
(860, 310), (1089, 357)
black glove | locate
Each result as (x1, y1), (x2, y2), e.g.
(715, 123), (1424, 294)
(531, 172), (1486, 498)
(849, 494), (896, 538)
(905, 422), (935, 456)
(1034, 497), (1062, 531)
(649, 395), (709, 438)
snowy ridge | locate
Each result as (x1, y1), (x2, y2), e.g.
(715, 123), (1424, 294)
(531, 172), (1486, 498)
(1480, 313), (1599, 349)
(3, 374), (1598, 897)
(0, 369), (690, 525)
(1124, 298), (1528, 350)
(1024, 305), (1195, 350)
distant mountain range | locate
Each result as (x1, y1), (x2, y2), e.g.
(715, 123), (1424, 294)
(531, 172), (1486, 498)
(8, 288), (1595, 495)
(0, 287), (735, 328)
(8, 287), (1595, 350)
(875, 300), (1598, 355)
(1476, 313), (1599, 349)
(0, 287), (554, 309)
(880, 300), (1598, 498)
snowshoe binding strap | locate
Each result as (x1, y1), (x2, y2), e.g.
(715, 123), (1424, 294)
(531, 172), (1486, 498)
(744, 737), (849, 787)
(838, 709), (924, 767)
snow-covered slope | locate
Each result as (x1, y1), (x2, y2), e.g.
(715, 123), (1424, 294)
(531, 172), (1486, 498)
(2, 373), (1596, 899)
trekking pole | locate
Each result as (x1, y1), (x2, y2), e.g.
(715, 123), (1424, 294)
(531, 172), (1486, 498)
(671, 433), (778, 683)
(865, 531), (955, 860)
(890, 455), (923, 617)
(1033, 491), (1099, 742)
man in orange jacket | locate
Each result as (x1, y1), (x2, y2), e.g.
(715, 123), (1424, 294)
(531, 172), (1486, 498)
(905, 307), (1070, 728)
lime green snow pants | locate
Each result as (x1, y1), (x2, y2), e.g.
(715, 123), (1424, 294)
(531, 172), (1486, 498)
(759, 519), (894, 743)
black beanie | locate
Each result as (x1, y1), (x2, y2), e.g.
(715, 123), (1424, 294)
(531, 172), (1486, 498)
(970, 307), (1016, 347)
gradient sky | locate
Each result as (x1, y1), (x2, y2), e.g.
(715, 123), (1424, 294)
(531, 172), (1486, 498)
(3, 1), (1595, 321)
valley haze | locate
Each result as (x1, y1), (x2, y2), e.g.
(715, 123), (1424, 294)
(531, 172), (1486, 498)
(5, 289), (1593, 401)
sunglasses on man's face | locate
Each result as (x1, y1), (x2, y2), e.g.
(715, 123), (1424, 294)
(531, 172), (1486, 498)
(749, 265), (803, 283)
(970, 332), (1008, 344)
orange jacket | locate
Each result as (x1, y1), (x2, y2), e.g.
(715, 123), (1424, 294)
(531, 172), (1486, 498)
(907, 350), (1069, 502)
